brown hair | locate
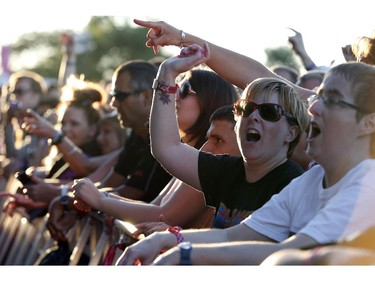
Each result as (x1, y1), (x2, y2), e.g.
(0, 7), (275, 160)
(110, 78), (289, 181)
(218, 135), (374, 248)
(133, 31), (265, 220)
(182, 69), (239, 149)
(58, 80), (104, 127)
(352, 36), (375, 65)
(328, 62), (375, 157)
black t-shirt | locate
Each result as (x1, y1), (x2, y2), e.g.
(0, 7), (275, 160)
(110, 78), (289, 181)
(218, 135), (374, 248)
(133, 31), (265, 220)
(114, 131), (172, 202)
(198, 152), (304, 229)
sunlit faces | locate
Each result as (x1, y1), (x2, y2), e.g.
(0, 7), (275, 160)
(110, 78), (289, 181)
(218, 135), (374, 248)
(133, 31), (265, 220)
(201, 119), (240, 156)
(176, 80), (200, 134)
(306, 73), (362, 164)
(96, 122), (122, 154)
(12, 79), (40, 110)
(110, 71), (148, 129)
(236, 92), (296, 163)
(61, 106), (97, 147)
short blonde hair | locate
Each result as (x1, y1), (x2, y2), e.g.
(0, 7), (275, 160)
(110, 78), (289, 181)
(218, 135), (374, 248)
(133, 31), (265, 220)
(241, 77), (309, 158)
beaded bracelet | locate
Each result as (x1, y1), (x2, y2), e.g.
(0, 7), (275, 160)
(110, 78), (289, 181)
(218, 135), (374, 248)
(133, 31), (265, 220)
(168, 226), (184, 244)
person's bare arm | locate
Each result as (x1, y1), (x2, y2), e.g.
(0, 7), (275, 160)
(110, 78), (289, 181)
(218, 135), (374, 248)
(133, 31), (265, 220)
(287, 28), (317, 71)
(134, 19), (313, 101)
(72, 178), (165, 222)
(160, 182), (209, 227)
(153, 232), (317, 265)
(149, 44), (209, 189)
(116, 223), (269, 265)
(148, 177), (176, 206)
(86, 150), (121, 183)
(24, 109), (121, 176)
(58, 33), (76, 88)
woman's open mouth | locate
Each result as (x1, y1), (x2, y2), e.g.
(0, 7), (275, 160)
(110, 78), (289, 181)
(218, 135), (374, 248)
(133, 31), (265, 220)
(246, 129), (261, 143)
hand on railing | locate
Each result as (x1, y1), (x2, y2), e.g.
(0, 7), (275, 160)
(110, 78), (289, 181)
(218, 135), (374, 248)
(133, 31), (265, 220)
(0, 191), (48, 217)
(46, 196), (78, 241)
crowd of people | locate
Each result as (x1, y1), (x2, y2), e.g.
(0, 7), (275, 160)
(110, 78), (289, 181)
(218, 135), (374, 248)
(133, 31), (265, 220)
(1, 18), (375, 267)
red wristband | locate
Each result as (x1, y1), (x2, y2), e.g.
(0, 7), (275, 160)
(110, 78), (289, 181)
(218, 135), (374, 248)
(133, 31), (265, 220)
(152, 79), (179, 94)
(168, 226), (184, 244)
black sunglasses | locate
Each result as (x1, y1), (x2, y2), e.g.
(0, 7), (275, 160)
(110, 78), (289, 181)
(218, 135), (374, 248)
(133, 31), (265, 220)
(179, 83), (197, 99)
(233, 99), (296, 122)
(110, 90), (137, 101)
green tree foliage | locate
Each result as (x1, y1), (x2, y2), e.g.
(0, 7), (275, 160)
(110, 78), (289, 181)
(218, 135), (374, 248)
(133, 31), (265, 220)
(10, 17), (304, 84)
(9, 16), (169, 82)
(264, 46), (302, 72)
(10, 31), (63, 79)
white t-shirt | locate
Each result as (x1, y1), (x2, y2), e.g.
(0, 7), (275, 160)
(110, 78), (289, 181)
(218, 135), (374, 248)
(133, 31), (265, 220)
(242, 159), (375, 244)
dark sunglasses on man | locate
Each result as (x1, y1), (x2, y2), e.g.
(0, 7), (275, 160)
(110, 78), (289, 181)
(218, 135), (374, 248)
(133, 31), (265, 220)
(110, 90), (140, 101)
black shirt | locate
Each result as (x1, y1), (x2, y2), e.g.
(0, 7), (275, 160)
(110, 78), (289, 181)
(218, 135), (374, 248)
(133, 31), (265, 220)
(114, 131), (172, 202)
(198, 152), (304, 229)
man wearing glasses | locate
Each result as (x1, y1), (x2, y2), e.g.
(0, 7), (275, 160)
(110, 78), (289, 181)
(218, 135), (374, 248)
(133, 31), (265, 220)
(93, 60), (172, 202)
(38, 61), (172, 262)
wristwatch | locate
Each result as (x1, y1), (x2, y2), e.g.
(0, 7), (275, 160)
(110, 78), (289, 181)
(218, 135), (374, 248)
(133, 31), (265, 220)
(179, 241), (192, 265)
(49, 130), (64, 145)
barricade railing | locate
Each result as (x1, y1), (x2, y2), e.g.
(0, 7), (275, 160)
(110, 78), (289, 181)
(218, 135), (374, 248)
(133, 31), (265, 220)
(0, 201), (140, 265)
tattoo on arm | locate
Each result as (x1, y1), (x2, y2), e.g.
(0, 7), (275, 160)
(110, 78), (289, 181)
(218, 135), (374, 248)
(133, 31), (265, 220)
(158, 91), (172, 105)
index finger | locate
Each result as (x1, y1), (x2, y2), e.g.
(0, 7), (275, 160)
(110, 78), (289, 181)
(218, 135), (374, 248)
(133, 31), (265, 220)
(133, 19), (161, 29)
(286, 27), (298, 34)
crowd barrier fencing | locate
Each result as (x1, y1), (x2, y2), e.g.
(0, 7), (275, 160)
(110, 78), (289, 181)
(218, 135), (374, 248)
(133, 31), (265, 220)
(0, 175), (140, 265)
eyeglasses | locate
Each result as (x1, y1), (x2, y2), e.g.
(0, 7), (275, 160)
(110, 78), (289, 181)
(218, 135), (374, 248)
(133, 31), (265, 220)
(233, 99), (297, 122)
(308, 93), (366, 113)
(110, 90), (138, 101)
(179, 83), (197, 99)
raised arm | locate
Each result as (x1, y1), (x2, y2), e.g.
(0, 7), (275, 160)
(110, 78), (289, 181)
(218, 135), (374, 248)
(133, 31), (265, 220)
(58, 33), (76, 88)
(287, 28), (317, 71)
(133, 19), (312, 101)
(149, 44), (209, 189)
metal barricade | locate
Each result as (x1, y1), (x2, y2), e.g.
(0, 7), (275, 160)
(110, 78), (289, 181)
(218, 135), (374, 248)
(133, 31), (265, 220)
(0, 198), (140, 265)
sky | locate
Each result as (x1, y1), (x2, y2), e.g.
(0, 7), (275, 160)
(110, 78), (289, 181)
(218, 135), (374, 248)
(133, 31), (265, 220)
(1, 0), (375, 71)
